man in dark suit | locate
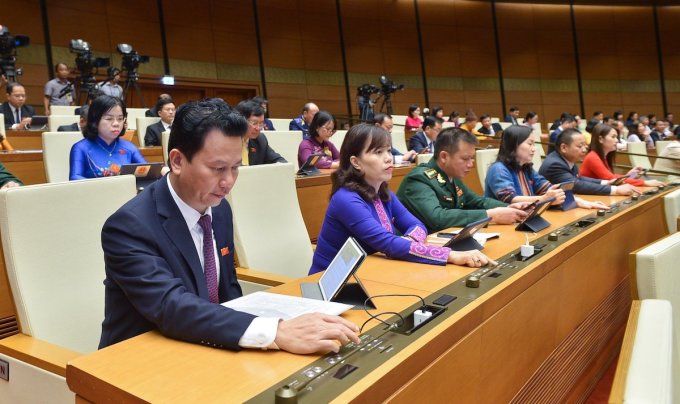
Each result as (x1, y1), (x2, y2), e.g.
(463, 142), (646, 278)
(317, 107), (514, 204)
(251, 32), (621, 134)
(144, 98), (175, 146)
(57, 105), (88, 132)
(2, 82), (35, 130)
(235, 100), (286, 165)
(504, 106), (520, 125)
(99, 99), (358, 352)
(478, 114), (504, 136)
(538, 128), (638, 196)
(408, 116), (442, 154)
(145, 93), (172, 117)
(289, 102), (319, 138)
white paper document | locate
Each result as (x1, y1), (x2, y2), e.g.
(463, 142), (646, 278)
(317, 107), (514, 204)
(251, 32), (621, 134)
(222, 291), (353, 319)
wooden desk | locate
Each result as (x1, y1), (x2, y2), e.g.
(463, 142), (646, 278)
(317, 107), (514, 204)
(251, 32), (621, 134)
(65, 189), (671, 402)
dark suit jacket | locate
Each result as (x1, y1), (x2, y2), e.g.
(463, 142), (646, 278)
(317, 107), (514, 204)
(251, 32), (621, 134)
(144, 121), (166, 146)
(2, 102), (35, 129)
(408, 132), (432, 153)
(478, 123), (504, 136)
(538, 151), (610, 195)
(57, 122), (80, 132)
(145, 107), (158, 117)
(99, 176), (255, 349)
(504, 115), (518, 125)
(248, 133), (286, 165)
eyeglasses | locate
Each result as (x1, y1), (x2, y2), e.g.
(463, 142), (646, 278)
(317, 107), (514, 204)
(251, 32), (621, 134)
(247, 120), (265, 129)
(320, 125), (336, 134)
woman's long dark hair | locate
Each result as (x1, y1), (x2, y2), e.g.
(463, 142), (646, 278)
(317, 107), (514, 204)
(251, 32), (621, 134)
(331, 123), (391, 202)
(497, 124), (533, 172)
(590, 123), (616, 168)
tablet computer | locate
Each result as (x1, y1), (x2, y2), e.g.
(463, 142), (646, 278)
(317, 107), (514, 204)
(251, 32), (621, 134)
(27, 116), (48, 130)
(119, 162), (164, 189)
(558, 181), (577, 211)
(442, 217), (492, 251)
(300, 237), (375, 309)
(516, 197), (555, 232)
(297, 153), (324, 176)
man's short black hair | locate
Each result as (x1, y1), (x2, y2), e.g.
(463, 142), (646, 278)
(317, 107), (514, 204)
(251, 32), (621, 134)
(561, 114), (576, 124)
(235, 100), (264, 119)
(169, 99), (248, 162)
(434, 127), (479, 159)
(555, 128), (582, 152)
(6, 82), (24, 95)
(155, 97), (174, 115)
(372, 112), (392, 125)
(251, 96), (267, 105)
(422, 116), (443, 130)
(54, 62), (68, 72)
(509, 106), (519, 113)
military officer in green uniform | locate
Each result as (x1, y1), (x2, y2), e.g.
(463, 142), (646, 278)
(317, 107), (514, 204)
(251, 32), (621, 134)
(397, 127), (529, 233)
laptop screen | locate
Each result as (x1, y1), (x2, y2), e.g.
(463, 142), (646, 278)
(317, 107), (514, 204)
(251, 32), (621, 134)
(319, 237), (366, 301)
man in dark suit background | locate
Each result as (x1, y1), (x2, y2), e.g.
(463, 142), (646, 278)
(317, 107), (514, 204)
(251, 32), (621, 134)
(408, 116), (442, 154)
(504, 106), (520, 125)
(289, 102), (319, 138)
(235, 100), (286, 165)
(145, 93), (172, 117)
(144, 98), (175, 146)
(2, 82), (35, 130)
(477, 114), (504, 136)
(57, 105), (88, 132)
(539, 128), (638, 196)
(99, 99), (358, 353)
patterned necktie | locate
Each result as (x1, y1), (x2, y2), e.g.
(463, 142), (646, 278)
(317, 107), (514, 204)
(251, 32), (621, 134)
(197, 215), (219, 303)
(242, 140), (249, 166)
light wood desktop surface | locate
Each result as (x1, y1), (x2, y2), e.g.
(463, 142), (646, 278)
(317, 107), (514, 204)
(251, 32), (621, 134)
(65, 189), (671, 403)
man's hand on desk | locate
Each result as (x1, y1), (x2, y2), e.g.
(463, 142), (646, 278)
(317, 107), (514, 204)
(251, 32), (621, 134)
(486, 206), (528, 224)
(275, 313), (360, 354)
(613, 183), (640, 196)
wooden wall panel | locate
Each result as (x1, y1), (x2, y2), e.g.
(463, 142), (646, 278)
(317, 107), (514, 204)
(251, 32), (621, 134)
(1, 1), (677, 128)
(575, 5), (662, 117)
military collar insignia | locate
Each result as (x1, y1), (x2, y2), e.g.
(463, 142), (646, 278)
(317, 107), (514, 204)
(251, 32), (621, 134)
(424, 168), (437, 179)
(437, 173), (446, 184)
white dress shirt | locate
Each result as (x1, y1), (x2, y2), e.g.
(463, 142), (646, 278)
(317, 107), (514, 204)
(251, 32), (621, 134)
(166, 176), (279, 349)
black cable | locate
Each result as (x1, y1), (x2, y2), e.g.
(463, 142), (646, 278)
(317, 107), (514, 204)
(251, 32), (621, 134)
(358, 293), (427, 333)
(360, 312), (404, 334)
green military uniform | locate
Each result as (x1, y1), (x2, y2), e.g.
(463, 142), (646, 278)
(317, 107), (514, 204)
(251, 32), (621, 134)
(396, 158), (505, 233)
(0, 162), (22, 188)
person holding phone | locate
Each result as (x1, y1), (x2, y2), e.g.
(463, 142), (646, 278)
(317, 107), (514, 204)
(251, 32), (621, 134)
(486, 125), (609, 210)
(579, 124), (665, 188)
(309, 124), (494, 275)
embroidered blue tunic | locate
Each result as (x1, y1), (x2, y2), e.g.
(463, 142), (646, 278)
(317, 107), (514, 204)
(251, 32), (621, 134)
(69, 137), (146, 180)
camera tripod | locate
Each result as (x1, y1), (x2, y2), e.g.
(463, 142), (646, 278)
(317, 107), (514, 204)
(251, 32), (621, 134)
(122, 70), (145, 107)
(76, 75), (98, 105)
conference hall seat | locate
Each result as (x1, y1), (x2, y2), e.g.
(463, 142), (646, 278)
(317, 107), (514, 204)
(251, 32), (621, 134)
(47, 115), (78, 132)
(161, 130), (170, 164)
(227, 163), (313, 289)
(125, 108), (149, 130)
(135, 117), (161, 147)
(655, 140), (673, 155)
(609, 300), (675, 404)
(475, 148), (499, 192)
(391, 131), (408, 155)
(264, 131), (303, 170)
(42, 131), (83, 183)
(416, 153), (433, 165)
(626, 141), (653, 170)
(329, 130), (347, 151)
(0, 176), (137, 403)
(49, 106), (78, 116)
(267, 118), (292, 131)
(0, 114), (5, 139)
(630, 231), (680, 404)
(663, 188), (680, 233)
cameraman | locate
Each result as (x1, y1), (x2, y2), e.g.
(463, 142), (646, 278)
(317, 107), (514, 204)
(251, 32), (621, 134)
(2, 82), (34, 130)
(100, 67), (123, 99)
(43, 62), (73, 115)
